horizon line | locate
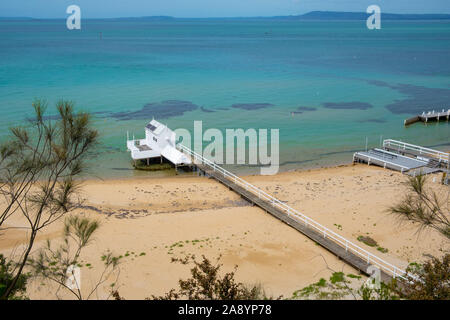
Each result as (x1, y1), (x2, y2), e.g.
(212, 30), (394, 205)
(2, 10), (450, 20)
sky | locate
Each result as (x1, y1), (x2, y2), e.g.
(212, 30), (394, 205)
(1, 0), (450, 18)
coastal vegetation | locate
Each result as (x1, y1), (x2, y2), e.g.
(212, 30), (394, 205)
(0, 100), (98, 299)
(150, 255), (275, 300)
(292, 272), (399, 300)
(356, 236), (389, 253)
(0, 254), (28, 299)
(27, 216), (123, 300)
(389, 175), (450, 240)
(293, 254), (449, 300)
(400, 254), (449, 300)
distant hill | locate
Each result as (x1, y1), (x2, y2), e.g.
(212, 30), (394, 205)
(1, 12), (450, 21)
(0, 17), (34, 21)
(104, 12), (450, 21)
(297, 11), (450, 20)
(108, 16), (175, 21)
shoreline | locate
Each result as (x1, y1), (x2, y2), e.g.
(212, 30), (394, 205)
(78, 158), (355, 183)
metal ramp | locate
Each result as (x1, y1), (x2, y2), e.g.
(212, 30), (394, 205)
(161, 145), (192, 166)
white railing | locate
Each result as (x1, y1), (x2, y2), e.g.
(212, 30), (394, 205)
(421, 109), (450, 117)
(353, 152), (410, 173)
(178, 144), (410, 281)
(383, 139), (449, 163)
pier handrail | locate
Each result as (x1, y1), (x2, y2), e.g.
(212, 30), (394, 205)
(383, 139), (449, 163)
(178, 144), (410, 281)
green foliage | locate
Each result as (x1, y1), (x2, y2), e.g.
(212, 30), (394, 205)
(293, 255), (450, 300)
(292, 272), (351, 300)
(0, 254), (29, 300)
(357, 278), (399, 300)
(377, 247), (388, 253)
(0, 100), (98, 299)
(150, 255), (277, 300)
(292, 272), (399, 300)
(28, 216), (121, 300)
(330, 272), (345, 284)
(389, 175), (449, 240)
(401, 254), (450, 300)
(64, 216), (100, 248)
(357, 236), (378, 247)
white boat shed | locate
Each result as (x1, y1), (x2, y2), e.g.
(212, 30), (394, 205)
(126, 119), (192, 166)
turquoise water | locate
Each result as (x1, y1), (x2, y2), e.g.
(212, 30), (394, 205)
(0, 19), (449, 177)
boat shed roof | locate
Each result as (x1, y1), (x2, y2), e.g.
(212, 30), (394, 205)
(146, 119), (166, 135)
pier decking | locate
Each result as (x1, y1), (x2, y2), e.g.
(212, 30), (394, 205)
(404, 109), (450, 126)
(178, 144), (408, 283)
(353, 139), (449, 174)
(353, 148), (428, 173)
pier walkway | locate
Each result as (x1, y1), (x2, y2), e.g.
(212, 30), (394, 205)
(177, 144), (409, 283)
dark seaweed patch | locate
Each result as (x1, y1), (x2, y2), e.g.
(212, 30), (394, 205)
(290, 106), (317, 115)
(33, 110), (108, 122)
(297, 106), (317, 112)
(200, 106), (215, 113)
(110, 100), (198, 120)
(92, 111), (110, 116)
(323, 102), (373, 110)
(231, 103), (274, 110)
(359, 118), (387, 123)
(367, 80), (450, 115)
(41, 114), (61, 121)
(428, 142), (450, 149)
(319, 149), (361, 157)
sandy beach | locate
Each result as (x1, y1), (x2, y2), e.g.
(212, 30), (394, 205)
(1, 163), (448, 299)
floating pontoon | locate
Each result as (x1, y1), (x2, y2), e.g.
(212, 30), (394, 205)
(353, 139), (449, 175)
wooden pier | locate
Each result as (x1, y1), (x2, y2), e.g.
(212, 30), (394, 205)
(404, 109), (450, 126)
(198, 162), (396, 282)
(178, 144), (408, 283)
